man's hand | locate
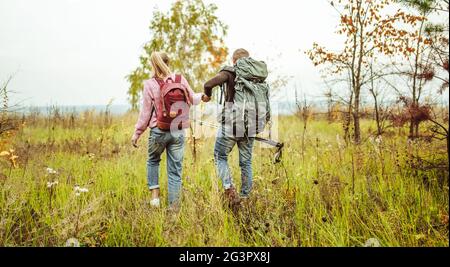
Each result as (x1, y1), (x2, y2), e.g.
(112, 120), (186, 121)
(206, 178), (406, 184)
(202, 94), (211, 103)
(131, 135), (140, 148)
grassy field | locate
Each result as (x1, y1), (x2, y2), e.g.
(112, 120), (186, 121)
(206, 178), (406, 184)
(0, 110), (448, 247)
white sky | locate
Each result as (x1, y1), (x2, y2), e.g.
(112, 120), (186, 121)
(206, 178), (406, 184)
(0, 0), (343, 107)
(1, 0), (444, 107)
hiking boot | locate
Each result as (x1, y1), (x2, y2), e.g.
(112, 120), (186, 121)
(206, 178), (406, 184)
(224, 186), (241, 207)
(168, 202), (180, 213)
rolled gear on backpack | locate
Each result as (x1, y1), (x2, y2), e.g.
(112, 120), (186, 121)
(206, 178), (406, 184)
(231, 57), (271, 138)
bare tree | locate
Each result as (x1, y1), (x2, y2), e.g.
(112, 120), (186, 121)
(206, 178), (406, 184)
(308, 0), (425, 143)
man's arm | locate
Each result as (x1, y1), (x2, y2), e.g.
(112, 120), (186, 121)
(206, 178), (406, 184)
(203, 71), (229, 97)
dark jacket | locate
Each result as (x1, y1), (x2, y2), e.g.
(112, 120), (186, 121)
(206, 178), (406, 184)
(203, 67), (236, 103)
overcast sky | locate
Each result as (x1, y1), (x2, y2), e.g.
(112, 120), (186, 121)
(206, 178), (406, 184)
(1, 0), (446, 107)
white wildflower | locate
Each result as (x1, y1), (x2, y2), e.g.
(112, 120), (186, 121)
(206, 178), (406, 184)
(79, 188), (89, 193)
(74, 185), (89, 196)
(364, 238), (381, 247)
(336, 134), (343, 149)
(65, 238), (80, 247)
(375, 136), (382, 144)
(46, 167), (58, 175)
(46, 180), (59, 188)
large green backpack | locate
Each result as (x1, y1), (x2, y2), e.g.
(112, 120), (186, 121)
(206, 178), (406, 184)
(220, 57), (271, 138)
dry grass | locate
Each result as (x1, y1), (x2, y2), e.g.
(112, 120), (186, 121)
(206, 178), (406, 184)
(0, 109), (448, 247)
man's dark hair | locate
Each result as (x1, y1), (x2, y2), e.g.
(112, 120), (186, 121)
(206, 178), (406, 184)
(232, 48), (250, 63)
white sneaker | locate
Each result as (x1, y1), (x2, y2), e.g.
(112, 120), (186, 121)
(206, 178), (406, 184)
(149, 198), (160, 208)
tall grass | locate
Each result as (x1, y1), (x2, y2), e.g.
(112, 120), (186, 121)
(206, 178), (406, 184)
(0, 111), (448, 247)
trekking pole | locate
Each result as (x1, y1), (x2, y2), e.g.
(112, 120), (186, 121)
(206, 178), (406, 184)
(195, 120), (220, 129)
(192, 119), (284, 164)
(255, 137), (284, 164)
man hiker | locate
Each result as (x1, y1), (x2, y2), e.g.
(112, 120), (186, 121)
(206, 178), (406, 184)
(202, 49), (271, 206)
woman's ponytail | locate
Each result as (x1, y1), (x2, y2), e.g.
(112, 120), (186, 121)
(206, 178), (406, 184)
(150, 52), (172, 80)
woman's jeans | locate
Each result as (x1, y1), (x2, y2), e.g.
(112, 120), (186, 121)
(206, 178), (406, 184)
(214, 128), (255, 197)
(147, 127), (185, 205)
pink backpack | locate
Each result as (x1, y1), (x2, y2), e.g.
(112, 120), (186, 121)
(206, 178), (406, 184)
(153, 74), (191, 130)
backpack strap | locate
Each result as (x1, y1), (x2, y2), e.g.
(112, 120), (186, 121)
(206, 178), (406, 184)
(219, 83), (224, 105)
(154, 77), (165, 89)
(221, 66), (235, 73)
(175, 74), (182, 83)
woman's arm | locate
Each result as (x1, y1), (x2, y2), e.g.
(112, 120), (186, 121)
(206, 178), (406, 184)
(133, 82), (154, 141)
(181, 75), (202, 105)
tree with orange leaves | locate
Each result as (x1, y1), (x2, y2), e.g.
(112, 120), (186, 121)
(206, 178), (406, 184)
(393, 0), (449, 138)
(127, 0), (228, 110)
(307, 0), (426, 143)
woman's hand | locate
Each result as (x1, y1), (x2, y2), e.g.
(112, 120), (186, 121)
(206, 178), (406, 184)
(131, 134), (140, 148)
(202, 94), (211, 103)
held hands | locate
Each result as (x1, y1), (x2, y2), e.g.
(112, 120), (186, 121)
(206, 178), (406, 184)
(201, 94), (211, 103)
(132, 94), (209, 148)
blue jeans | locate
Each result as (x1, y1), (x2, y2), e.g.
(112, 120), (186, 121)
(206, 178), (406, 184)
(147, 127), (185, 205)
(214, 128), (255, 197)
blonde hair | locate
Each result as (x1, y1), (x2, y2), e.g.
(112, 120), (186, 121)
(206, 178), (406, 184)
(150, 52), (172, 79)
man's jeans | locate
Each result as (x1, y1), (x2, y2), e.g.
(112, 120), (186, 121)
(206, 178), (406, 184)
(214, 128), (255, 197)
(147, 127), (185, 205)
